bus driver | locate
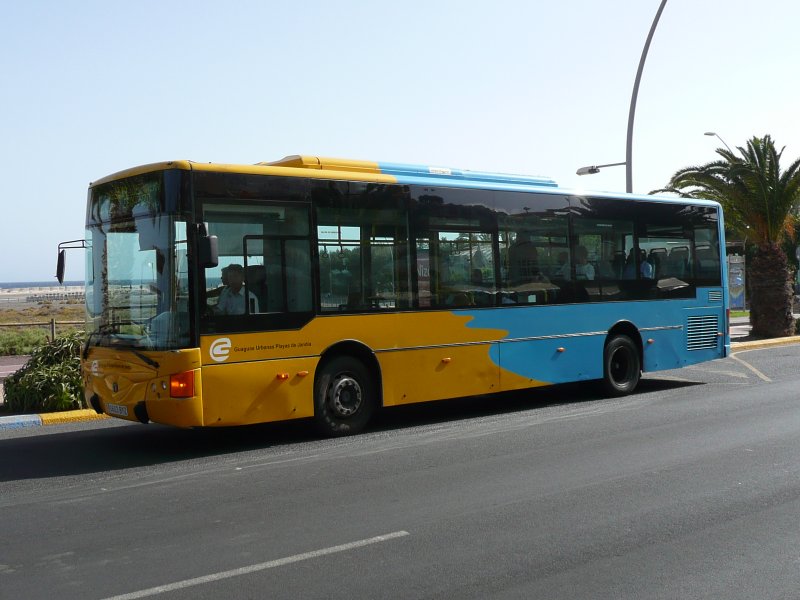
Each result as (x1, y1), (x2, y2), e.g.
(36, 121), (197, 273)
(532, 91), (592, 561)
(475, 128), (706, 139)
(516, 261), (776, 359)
(215, 264), (259, 315)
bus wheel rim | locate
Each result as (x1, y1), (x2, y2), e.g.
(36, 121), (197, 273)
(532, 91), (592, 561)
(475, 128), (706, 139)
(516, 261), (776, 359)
(610, 347), (632, 384)
(329, 374), (362, 417)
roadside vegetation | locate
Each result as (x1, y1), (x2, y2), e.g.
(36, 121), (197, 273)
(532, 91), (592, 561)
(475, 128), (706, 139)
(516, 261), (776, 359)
(654, 135), (800, 339)
(0, 302), (84, 355)
(2, 330), (85, 414)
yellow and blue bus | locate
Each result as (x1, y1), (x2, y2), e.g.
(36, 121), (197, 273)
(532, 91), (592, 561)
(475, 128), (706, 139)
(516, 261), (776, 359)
(73, 155), (728, 435)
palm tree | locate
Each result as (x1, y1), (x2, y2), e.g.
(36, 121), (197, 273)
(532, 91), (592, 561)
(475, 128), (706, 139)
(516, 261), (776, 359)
(654, 135), (800, 338)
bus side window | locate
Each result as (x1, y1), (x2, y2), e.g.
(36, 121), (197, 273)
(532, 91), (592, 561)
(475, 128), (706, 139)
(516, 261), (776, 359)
(316, 183), (410, 313)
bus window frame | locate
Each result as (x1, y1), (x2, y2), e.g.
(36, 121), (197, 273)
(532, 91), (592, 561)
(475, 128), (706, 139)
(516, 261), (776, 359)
(195, 191), (315, 334)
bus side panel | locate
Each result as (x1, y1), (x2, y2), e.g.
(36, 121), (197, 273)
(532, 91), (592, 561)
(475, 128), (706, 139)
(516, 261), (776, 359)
(641, 302), (726, 372)
(379, 344), (499, 406)
(496, 336), (602, 391)
(200, 357), (318, 426)
(464, 298), (726, 384)
(639, 326), (685, 372)
(463, 306), (606, 388)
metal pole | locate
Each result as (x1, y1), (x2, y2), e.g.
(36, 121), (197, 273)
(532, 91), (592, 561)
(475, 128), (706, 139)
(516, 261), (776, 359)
(626, 0), (668, 193)
(576, 161), (627, 175)
(705, 131), (733, 154)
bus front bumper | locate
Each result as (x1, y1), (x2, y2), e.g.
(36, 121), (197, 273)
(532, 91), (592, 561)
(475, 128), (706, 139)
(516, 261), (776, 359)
(83, 347), (205, 428)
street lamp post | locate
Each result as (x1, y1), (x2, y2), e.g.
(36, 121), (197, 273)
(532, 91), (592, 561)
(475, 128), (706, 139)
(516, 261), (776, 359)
(704, 131), (733, 153)
(576, 0), (668, 192)
(626, 0), (668, 193)
(576, 161), (626, 176)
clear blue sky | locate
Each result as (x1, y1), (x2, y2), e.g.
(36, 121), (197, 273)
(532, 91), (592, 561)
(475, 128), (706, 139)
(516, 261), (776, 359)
(2, 0), (798, 282)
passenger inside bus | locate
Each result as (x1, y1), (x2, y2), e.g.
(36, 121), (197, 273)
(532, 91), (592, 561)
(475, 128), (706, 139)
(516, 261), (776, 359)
(508, 231), (541, 285)
(623, 249), (654, 279)
(560, 245), (595, 281)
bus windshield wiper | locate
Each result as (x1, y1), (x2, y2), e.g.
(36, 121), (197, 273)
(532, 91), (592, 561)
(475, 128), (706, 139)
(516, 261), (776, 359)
(83, 324), (160, 369)
(83, 323), (120, 358)
(131, 349), (160, 370)
(82, 321), (150, 358)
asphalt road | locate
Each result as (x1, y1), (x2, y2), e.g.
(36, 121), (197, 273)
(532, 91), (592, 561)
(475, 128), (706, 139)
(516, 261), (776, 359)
(2, 345), (800, 600)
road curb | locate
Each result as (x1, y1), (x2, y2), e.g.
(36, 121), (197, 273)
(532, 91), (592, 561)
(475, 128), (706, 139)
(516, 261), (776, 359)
(0, 414), (44, 430)
(731, 335), (800, 352)
(0, 409), (109, 430)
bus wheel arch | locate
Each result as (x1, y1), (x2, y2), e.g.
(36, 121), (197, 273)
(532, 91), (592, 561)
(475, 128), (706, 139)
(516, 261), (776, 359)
(314, 342), (381, 436)
(602, 322), (642, 397)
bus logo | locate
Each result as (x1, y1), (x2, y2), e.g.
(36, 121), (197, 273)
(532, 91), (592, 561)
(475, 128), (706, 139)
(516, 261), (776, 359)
(210, 338), (232, 362)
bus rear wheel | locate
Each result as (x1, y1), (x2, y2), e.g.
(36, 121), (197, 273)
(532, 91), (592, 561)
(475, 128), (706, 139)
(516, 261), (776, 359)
(602, 335), (640, 396)
(314, 356), (376, 436)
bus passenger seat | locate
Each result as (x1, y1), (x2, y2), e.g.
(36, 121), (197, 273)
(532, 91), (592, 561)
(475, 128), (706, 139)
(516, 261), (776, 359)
(245, 265), (268, 312)
(612, 251), (626, 277)
(597, 260), (615, 279)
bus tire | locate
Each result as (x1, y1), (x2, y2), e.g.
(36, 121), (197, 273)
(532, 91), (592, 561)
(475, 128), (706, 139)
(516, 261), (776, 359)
(314, 356), (376, 436)
(602, 335), (640, 396)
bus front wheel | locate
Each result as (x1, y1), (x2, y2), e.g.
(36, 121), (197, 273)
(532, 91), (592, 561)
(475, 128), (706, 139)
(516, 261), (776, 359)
(314, 356), (376, 436)
(602, 335), (640, 396)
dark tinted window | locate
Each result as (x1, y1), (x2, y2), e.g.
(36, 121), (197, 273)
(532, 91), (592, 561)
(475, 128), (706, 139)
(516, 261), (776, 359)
(411, 186), (498, 308)
(195, 173), (314, 333)
(569, 197), (721, 301)
(497, 192), (570, 305)
(314, 182), (411, 312)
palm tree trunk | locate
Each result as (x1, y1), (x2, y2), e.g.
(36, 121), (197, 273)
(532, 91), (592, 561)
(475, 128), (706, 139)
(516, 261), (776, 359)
(749, 243), (795, 337)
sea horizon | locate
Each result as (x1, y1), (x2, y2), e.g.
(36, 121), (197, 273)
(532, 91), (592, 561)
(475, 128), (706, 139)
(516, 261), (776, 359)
(0, 281), (83, 289)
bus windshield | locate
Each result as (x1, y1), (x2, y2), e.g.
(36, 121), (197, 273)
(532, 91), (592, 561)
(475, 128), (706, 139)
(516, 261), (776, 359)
(85, 172), (191, 350)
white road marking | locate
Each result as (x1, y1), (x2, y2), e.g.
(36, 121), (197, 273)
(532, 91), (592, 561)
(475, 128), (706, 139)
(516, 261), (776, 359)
(729, 354), (772, 382)
(706, 369), (749, 378)
(101, 531), (410, 600)
(685, 366), (749, 379)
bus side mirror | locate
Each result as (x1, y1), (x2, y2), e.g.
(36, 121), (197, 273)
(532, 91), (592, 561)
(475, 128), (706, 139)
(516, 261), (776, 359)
(55, 239), (88, 285)
(199, 235), (219, 268)
(56, 249), (66, 284)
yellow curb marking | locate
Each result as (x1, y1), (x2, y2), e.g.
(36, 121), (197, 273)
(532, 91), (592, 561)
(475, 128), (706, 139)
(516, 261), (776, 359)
(39, 409), (109, 425)
(731, 335), (800, 353)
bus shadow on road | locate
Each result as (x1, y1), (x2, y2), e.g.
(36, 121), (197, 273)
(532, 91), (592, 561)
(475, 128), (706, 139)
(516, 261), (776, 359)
(0, 419), (319, 483)
(0, 378), (701, 483)
(371, 377), (703, 433)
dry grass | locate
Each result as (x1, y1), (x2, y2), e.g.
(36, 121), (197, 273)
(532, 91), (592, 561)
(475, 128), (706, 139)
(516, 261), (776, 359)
(0, 302), (84, 324)
(0, 302), (84, 355)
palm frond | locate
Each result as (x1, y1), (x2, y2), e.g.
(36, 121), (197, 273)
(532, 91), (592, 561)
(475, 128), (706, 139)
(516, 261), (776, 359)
(654, 135), (800, 245)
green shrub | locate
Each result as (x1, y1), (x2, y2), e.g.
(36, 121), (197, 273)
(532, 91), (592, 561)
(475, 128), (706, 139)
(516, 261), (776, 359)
(3, 331), (86, 413)
(0, 328), (49, 355)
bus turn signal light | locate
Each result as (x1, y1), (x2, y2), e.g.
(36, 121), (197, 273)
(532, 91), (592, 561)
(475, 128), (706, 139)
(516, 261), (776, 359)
(170, 371), (195, 398)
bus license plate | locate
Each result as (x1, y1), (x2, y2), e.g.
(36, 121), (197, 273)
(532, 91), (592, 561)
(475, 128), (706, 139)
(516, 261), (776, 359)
(106, 403), (129, 417)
